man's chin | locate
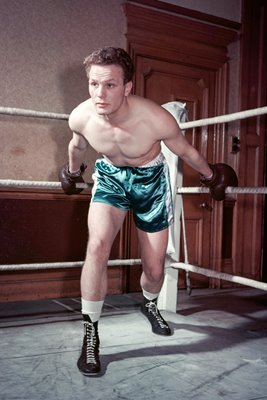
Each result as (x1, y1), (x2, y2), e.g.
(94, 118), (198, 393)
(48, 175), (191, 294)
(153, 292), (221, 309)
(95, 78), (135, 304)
(95, 106), (110, 116)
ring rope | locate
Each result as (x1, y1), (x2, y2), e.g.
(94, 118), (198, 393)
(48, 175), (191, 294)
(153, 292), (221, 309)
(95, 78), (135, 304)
(172, 262), (267, 291)
(0, 179), (92, 190)
(0, 179), (266, 195)
(177, 187), (267, 194)
(0, 105), (266, 128)
(180, 195), (192, 294)
(0, 107), (69, 120)
(2, 258), (267, 292)
(1, 104), (266, 291)
(0, 259), (142, 272)
(179, 106), (267, 130)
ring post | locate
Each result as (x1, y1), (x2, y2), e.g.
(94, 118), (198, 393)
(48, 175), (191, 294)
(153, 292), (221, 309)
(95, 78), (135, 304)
(158, 101), (187, 312)
(157, 101), (186, 312)
(158, 153), (182, 312)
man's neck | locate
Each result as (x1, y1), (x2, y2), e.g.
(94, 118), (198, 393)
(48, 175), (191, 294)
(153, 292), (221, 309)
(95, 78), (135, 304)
(101, 97), (131, 127)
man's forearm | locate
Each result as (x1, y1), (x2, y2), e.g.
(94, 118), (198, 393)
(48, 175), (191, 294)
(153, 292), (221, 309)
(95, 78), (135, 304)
(182, 148), (212, 178)
(68, 141), (87, 173)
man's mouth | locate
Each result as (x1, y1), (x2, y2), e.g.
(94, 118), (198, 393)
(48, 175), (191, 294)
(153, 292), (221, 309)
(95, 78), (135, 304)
(96, 102), (108, 107)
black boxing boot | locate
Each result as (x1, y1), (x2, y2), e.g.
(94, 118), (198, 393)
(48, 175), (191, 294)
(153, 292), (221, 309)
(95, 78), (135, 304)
(141, 297), (172, 336)
(77, 315), (101, 376)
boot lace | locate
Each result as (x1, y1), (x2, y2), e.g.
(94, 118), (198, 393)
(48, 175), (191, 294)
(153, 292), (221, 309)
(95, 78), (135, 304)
(146, 301), (169, 329)
(84, 322), (98, 364)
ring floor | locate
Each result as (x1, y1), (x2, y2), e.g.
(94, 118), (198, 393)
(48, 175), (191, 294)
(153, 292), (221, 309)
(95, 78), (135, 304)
(1, 288), (267, 400)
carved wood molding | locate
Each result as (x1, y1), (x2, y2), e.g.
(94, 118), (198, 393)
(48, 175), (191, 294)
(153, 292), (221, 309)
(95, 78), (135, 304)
(0, 190), (91, 201)
(126, 0), (241, 31)
(124, 3), (238, 57)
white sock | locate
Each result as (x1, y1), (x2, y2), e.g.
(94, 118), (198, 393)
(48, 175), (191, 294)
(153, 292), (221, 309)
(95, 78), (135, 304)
(142, 288), (160, 301)
(81, 299), (104, 323)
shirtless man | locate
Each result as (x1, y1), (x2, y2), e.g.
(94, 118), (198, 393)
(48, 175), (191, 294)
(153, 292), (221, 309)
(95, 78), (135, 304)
(59, 47), (237, 376)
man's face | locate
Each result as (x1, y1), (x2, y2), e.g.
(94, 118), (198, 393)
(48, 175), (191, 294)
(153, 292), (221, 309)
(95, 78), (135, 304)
(88, 64), (132, 117)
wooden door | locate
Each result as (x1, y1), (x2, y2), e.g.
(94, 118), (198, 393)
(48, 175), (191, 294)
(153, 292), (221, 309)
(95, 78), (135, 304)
(128, 57), (216, 289)
(124, 2), (238, 291)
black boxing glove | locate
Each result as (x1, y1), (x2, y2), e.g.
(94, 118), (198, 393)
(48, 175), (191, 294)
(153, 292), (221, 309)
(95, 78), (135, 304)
(58, 163), (87, 195)
(200, 163), (238, 201)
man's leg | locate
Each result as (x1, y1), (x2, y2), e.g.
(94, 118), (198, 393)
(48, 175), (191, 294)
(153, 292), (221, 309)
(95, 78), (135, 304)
(137, 227), (172, 336)
(77, 202), (127, 376)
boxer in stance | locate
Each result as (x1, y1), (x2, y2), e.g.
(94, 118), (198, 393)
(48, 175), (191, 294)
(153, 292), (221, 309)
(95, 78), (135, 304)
(59, 47), (237, 376)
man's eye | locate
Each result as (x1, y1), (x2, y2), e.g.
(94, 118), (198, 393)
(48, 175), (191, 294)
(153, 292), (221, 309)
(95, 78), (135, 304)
(107, 83), (115, 88)
(90, 82), (98, 87)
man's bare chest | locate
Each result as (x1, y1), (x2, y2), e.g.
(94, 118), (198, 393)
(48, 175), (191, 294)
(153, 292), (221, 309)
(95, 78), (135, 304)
(83, 122), (157, 158)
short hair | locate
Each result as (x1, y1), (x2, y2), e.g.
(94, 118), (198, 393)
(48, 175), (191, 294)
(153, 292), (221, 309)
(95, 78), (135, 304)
(84, 47), (134, 84)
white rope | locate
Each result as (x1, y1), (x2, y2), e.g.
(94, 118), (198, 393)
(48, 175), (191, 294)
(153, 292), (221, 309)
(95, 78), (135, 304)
(0, 259), (142, 271)
(0, 180), (266, 194)
(0, 107), (69, 120)
(177, 186), (267, 194)
(2, 257), (267, 292)
(0, 106), (266, 128)
(180, 196), (192, 294)
(0, 179), (91, 190)
(180, 198), (189, 264)
(172, 262), (267, 291)
(179, 106), (267, 130)
(0, 104), (266, 291)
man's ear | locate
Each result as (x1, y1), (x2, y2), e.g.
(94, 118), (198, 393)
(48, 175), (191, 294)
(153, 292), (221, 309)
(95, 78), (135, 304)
(125, 81), (133, 96)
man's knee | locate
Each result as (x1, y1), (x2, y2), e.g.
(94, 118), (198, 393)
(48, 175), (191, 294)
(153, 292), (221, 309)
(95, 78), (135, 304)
(86, 236), (111, 259)
(143, 264), (164, 283)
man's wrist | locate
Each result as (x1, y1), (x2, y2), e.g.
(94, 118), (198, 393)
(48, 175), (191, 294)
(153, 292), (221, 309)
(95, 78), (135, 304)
(68, 166), (82, 177)
(68, 163), (87, 177)
(203, 164), (214, 181)
(204, 172), (213, 180)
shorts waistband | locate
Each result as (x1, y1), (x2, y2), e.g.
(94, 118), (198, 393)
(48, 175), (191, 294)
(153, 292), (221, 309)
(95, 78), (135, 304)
(98, 152), (165, 169)
(139, 152), (165, 168)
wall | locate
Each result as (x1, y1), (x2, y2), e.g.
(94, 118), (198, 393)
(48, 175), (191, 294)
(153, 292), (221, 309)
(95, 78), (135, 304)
(162, 0), (241, 22)
(0, 0), (241, 183)
(0, 0), (126, 182)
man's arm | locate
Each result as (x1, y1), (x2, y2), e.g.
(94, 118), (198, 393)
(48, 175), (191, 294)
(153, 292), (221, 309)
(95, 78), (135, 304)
(162, 115), (238, 201)
(176, 140), (213, 178)
(68, 132), (89, 173)
(162, 121), (213, 178)
(58, 131), (89, 195)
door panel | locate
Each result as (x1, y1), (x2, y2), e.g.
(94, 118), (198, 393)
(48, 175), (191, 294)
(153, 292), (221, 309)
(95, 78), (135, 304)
(143, 58), (216, 286)
(127, 57), (218, 290)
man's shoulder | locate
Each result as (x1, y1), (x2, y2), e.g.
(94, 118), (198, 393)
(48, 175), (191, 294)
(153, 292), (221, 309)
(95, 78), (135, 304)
(70, 99), (93, 119)
(69, 99), (93, 132)
(130, 95), (171, 119)
(130, 95), (160, 109)
(131, 96), (176, 127)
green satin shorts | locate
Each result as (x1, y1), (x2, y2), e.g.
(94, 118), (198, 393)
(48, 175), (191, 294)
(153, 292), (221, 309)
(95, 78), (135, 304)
(91, 153), (174, 232)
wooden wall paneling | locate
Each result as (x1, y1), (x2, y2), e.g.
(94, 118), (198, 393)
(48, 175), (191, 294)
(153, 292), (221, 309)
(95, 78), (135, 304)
(234, 0), (267, 281)
(122, 212), (142, 293)
(0, 191), (124, 301)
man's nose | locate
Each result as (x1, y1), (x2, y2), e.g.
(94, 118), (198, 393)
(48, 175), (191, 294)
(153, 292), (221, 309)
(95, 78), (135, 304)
(97, 85), (105, 98)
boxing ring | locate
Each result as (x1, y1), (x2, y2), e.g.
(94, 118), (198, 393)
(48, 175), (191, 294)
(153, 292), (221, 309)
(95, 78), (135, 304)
(0, 103), (267, 312)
